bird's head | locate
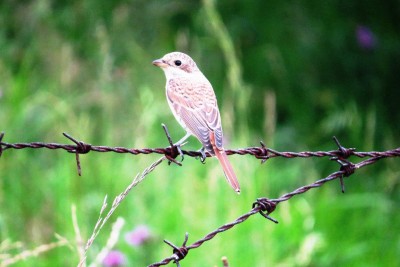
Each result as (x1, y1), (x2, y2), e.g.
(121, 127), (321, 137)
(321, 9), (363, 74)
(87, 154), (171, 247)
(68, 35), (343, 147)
(152, 52), (200, 78)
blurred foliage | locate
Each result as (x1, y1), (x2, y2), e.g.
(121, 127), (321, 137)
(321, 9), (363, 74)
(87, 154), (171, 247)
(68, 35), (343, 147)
(0, 0), (399, 266)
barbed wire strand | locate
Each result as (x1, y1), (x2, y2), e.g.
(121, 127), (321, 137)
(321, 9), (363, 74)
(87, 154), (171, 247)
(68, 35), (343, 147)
(1, 129), (399, 173)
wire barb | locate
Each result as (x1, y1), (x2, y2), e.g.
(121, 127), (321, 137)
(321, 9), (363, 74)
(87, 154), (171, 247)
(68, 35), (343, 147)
(335, 158), (357, 193)
(161, 124), (183, 166)
(252, 198), (278, 223)
(332, 136), (356, 159)
(63, 133), (92, 176)
(255, 141), (269, 164)
(62, 133), (92, 154)
(163, 233), (189, 267)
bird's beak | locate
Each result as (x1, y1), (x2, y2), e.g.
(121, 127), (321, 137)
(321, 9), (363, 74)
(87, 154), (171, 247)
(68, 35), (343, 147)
(152, 58), (168, 68)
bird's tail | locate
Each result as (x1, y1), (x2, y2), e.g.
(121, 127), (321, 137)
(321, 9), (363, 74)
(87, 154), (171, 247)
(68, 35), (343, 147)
(214, 148), (240, 193)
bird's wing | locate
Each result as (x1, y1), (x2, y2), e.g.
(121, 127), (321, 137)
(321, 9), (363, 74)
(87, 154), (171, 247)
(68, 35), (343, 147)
(167, 75), (223, 152)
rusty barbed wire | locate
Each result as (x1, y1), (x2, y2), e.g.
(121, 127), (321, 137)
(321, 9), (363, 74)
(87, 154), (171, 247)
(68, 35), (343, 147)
(1, 127), (399, 266)
(1, 126), (399, 176)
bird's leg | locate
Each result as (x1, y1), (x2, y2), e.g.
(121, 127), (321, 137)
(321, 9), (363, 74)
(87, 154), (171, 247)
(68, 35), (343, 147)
(173, 132), (191, 162)
(196, 147), (207, 164)
(174, 132), (191, 146)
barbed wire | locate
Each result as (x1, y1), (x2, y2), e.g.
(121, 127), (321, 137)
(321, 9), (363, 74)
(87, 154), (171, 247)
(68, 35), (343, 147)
(1, 126), (399, 266)
(1, 126), (398, 175)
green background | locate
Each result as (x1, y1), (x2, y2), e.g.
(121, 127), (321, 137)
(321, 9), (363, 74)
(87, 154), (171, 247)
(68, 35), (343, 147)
(1, 0), (399, 266)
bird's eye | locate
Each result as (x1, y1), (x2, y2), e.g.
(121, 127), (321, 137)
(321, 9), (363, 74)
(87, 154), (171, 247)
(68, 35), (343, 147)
(174, 60), (182, 66)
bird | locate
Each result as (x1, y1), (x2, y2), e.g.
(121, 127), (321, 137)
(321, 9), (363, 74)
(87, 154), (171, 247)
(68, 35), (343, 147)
(152, 52), (240, 193)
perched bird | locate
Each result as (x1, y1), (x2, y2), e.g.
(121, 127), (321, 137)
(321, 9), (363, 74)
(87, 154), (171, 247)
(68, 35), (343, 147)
(152, 52), (240, 193)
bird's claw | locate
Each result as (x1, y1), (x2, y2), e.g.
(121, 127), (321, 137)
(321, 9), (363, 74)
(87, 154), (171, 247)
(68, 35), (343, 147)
(196, 147), (207, 164)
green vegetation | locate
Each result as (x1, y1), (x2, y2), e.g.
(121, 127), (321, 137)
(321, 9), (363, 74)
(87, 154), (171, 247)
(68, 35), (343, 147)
(1, 0), (399, 266)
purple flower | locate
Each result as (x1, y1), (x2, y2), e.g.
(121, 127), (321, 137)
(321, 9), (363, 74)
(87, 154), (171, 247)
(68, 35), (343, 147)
(356, 25), (377, 50)
(102, 250), (126, 267)
(125, 225), (151, 246)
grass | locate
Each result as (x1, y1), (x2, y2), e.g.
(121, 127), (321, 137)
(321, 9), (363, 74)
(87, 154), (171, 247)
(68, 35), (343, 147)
(1, 1), (399, 266)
